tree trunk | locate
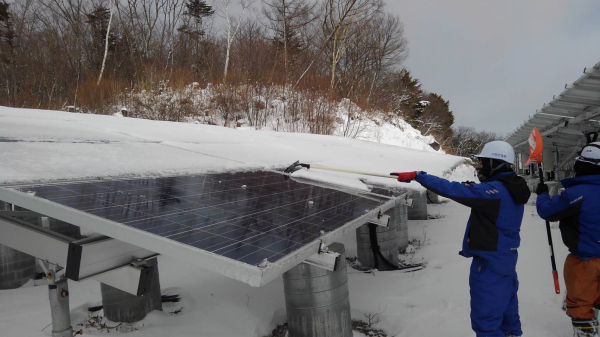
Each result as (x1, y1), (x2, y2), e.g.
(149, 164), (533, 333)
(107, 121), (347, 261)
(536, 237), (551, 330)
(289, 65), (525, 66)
(97, 0), (115, 85)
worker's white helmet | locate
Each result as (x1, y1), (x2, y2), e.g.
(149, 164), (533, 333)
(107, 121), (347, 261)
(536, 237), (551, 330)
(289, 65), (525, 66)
(474, 141), (515, 165)
(576, 142), (600, 166)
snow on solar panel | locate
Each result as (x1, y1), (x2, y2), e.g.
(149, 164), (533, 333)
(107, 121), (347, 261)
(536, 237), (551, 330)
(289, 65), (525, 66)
(0, 171), (397, 286)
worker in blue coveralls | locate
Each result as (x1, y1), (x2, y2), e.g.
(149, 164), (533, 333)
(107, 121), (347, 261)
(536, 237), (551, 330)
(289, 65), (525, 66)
(392, 140), (531, 337)
(536, 142), (600, 337)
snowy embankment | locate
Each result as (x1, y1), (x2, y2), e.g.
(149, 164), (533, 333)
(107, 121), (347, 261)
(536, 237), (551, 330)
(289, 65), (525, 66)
(0, 107), (456, 189)
(0, 107), (571, 337)
(114, 84), (439, 154)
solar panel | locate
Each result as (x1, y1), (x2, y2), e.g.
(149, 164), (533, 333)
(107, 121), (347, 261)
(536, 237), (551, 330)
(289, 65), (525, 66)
(0, 171), (399, 286)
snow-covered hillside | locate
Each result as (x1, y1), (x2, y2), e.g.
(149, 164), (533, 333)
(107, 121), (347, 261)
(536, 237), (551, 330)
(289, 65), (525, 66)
(114, 84), (440, 153)
(0, 107), (571, 337)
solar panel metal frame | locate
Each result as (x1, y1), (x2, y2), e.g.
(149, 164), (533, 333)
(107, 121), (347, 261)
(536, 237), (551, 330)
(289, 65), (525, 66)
(0, 174), (403, 287)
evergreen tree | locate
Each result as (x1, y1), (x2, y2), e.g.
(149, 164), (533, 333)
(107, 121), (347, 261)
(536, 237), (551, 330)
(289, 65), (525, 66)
(179, 0), (214, 38)
(85, 5), (114, 70)
(272, 24), (304, 63)
(385, 68), (423, 120)
(0, 0), (15, 53)
(0, 0), (16, 106)
(186, 0), (214, 19)
(420, 92), (454, 141)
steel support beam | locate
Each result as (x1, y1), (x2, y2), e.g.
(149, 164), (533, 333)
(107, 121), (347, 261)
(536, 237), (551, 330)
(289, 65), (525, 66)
(66, 235), (156, 281)
(523, 120), (556, 127)
(547, 101), (600, 110)
(0, 214), (156, 295)
(566, 83), (600, 91)
(555, 128), (584, 136)
(0, 214), (70, 265)
(537, 109), (578, 118)
(584, 67), (600, 75)
(555, 95), (600, 106)
(534, 115), (567, 123)
(558, 147), (583, 170)
(543, 137), (583, 147)
(514, 110), (600, 147)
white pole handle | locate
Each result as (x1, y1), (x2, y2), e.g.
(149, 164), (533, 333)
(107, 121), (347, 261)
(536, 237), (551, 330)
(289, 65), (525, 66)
(309, 164), (397, 179)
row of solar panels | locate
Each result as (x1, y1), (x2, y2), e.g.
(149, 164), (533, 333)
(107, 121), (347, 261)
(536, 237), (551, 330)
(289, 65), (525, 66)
(0, 171), (403, 287)
(505, 61), (600, 167)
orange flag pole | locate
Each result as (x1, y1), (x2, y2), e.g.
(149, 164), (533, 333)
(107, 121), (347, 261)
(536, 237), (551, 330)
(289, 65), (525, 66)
(526, 127), (560, 294)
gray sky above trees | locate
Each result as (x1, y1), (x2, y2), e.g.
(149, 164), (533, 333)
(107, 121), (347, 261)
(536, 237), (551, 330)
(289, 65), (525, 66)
(388, 0), (600, 134)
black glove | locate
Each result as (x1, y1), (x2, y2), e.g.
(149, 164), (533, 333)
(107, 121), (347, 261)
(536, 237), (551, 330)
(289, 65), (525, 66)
(536, 183), (549, 195)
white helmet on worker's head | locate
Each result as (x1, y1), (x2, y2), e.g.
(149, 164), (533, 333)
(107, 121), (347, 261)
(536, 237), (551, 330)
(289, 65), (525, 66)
(576, 142), (600, 166)
(474, 141), (515, 165)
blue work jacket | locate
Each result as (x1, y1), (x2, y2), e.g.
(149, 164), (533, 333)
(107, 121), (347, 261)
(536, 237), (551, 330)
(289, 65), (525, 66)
(536, 175), (600, 258)
(416, 172), (531, 275)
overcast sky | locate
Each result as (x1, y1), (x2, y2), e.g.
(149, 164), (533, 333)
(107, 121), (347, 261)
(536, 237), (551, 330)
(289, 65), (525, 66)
(388, 1), (600, 135)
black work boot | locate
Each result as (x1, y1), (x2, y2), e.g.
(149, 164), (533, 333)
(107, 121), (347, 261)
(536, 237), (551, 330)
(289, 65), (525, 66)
(573, 319), (599, 337)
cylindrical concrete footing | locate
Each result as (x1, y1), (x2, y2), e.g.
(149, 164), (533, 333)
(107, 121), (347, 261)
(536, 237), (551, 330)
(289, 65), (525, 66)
(407, 191), (428, 220)
(101, 258), (162, 322)
(396, 204), (409, 252)
(356, 215), (399, 271)
(48, 277), (73, 337)
(0, 244), (36, 289)
(0, 201), (36, 289)
(426, 190), (439, 204)
(283, 242), (352, 337)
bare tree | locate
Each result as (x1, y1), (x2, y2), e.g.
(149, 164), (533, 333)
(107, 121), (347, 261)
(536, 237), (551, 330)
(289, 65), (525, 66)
(232, 19), (270, 82)
(292, 0), (383, 91)
(97, 0), (114, 85)
(365, 13), (407, 104)
(322, 0), (383, 91)
(215, 0), (254, 82)
(261, 0), (317, 83)
(448, 126), (502, 157)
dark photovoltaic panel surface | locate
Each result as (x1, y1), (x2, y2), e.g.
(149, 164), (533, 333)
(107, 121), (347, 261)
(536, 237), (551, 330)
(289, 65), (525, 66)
(11, 171), (385, 266)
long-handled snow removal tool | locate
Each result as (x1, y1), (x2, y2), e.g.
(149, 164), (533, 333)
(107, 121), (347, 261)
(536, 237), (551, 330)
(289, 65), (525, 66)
(525, 127), (560, 295)
(284, 161), (397, 179)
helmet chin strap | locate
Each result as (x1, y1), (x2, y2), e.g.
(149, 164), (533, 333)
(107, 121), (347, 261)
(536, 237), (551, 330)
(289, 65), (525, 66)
(489, 158), (505, 176)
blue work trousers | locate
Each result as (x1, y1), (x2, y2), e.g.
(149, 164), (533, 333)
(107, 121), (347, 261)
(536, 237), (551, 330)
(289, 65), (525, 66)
(469, 258), (522, 337)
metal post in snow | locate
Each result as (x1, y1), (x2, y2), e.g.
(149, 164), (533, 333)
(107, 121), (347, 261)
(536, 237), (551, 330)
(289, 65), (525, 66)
(47, 264), (74, 337)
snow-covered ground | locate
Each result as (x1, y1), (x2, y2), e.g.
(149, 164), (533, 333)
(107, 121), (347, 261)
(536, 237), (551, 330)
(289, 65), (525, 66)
(0, 107), (571, 336)
(0, 187), (571, 337)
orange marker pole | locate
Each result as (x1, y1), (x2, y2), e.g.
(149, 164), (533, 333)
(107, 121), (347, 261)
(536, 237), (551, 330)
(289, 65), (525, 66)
(527, 127), (560, 294)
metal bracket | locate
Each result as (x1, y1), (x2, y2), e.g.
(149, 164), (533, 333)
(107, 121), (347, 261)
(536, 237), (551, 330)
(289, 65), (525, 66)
(397, 190), (414, 207)
(92, 262), (155, 296)
(66, 235), (156, 281)
(302, 242), (341, 271)
(368, 209), (391, 228)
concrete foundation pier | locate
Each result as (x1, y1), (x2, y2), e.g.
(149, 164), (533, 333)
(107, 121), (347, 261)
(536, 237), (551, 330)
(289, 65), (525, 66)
(283, 243), (352, 337)
(100, 258), (162, 322)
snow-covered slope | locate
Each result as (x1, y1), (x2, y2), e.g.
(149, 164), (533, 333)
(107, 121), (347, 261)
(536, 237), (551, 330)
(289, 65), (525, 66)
(117, 85), (440, 154)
